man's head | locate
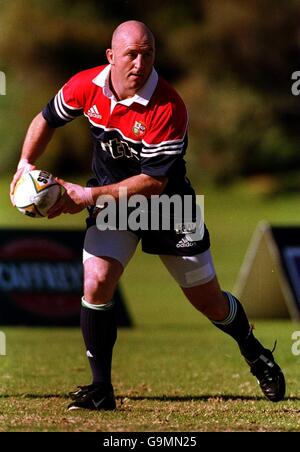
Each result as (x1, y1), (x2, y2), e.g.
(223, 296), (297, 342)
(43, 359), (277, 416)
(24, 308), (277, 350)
(106, 21), (155, 100)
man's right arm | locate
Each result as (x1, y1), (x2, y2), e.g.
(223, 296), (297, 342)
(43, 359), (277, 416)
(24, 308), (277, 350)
(10, 112), (55, 203)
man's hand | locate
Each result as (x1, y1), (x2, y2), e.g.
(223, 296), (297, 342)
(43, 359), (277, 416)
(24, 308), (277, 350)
(47, 178), (94, 219)
(10, 159), (36, 205)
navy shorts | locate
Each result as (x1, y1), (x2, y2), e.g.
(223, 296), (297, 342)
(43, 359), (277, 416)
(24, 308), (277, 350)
(86, 208), (210, 257)
(137, 226), (210, 256)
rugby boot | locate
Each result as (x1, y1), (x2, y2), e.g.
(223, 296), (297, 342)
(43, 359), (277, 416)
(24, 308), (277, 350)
(246, 348), (285, 402)
(68, 383), (116, 411)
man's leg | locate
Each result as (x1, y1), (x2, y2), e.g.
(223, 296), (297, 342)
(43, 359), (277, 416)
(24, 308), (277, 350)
(68, 255), (122, 411)
(181, 276), (262, 355)
(82, 256), (122, 383)
(160, 251), (285, 402)
(182, 276), (267, 359)
(68, 227), (139, 411)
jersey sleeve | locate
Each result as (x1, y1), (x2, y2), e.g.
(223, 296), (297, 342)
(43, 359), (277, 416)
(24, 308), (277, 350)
(42, 72), (85, 128)
(140, 98), (188, 177)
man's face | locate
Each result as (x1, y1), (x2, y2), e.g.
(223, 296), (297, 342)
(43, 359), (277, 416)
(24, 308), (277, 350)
(107, 31), (155, 95)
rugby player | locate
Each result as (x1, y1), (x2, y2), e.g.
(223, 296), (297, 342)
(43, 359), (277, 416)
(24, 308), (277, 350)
(10, 20), (285, 410)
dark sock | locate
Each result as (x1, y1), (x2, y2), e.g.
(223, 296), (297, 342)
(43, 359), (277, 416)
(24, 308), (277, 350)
(80, 301), (117, 388)
(212, 292), (264, 362)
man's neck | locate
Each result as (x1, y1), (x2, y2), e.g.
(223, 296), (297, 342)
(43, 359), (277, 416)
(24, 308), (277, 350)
(109, 73), (136, 101)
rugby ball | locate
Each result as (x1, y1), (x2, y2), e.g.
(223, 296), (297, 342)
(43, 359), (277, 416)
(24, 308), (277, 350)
(13, 169), (61, 218)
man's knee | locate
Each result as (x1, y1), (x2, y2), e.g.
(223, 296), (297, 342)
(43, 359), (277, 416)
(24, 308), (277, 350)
(83, 256), (123, 305)
(84, 275), (116, 305)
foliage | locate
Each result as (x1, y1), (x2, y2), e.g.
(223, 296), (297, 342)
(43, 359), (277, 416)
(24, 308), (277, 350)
(0, 0), (300, 182)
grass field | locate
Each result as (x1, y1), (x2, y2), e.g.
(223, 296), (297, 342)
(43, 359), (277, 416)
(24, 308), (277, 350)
(1, 176), (300, 431)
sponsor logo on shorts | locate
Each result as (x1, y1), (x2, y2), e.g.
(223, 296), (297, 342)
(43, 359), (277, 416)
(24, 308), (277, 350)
(176, 237), (197, 248)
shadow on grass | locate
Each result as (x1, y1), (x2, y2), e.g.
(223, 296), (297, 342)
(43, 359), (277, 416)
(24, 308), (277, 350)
(1, 393), (300, 402)
(122, 394), (300, 402)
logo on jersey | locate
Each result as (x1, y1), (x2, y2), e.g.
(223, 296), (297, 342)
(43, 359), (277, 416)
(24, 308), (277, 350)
(87, 104), (102, 119)
(100, 138), (137, 160)
(132, 120), (146, 137)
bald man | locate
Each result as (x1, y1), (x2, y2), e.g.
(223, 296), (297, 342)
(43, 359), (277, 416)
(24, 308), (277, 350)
(10, 21), (285, 410)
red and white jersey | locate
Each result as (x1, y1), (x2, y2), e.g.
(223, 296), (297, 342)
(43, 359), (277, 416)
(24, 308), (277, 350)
(42, 64), (191, 195)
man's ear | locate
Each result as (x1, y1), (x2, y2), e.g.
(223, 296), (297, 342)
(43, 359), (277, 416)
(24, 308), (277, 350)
(106, 49), (114, 65)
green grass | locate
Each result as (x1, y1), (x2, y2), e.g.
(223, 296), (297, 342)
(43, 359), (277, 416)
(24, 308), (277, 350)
(1, 176), (300, 431)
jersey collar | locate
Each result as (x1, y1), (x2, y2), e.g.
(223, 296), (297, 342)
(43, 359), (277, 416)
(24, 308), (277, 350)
(92, 64), (158, 106)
